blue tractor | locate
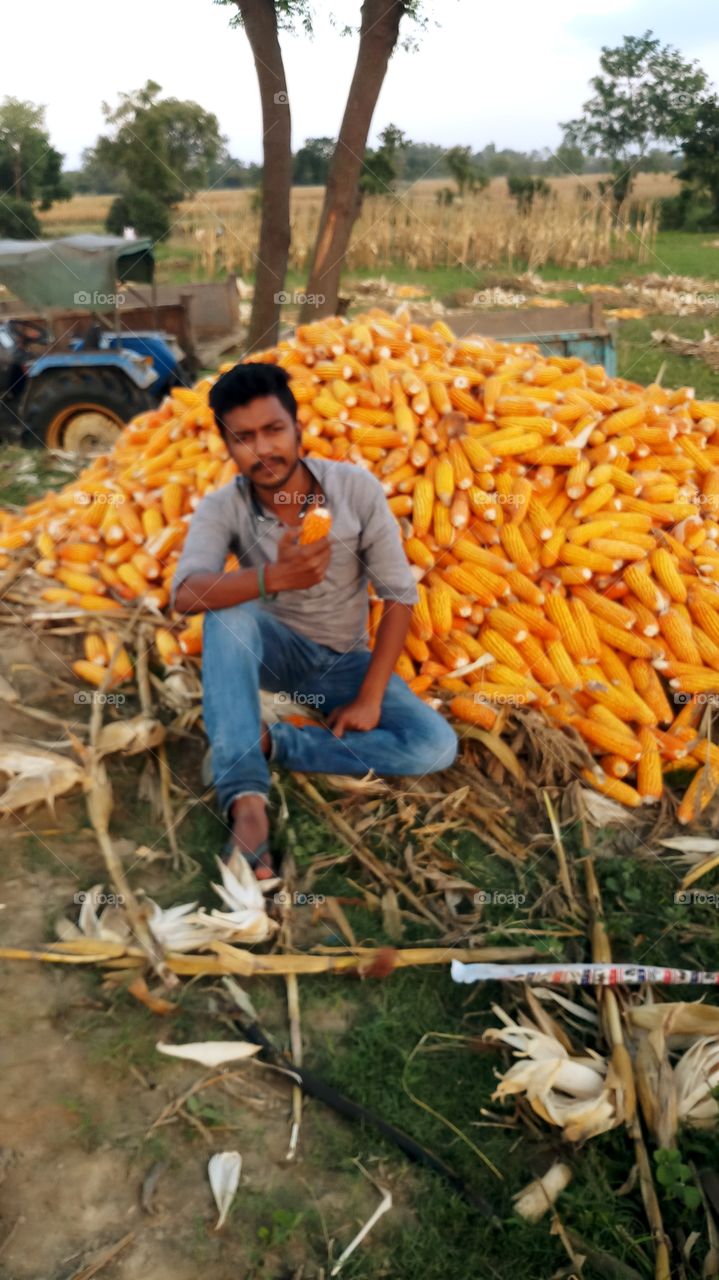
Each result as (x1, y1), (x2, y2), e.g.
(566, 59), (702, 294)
(0, 235), (191, 454)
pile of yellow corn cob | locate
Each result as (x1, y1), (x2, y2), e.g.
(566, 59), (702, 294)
(1, 308), (719, 821)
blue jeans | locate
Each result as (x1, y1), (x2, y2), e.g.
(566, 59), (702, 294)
(201, 602), (459, 818)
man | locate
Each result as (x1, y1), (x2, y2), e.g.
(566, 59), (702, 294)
(172, 363), (458, 880)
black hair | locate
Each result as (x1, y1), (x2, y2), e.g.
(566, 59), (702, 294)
(209, 362), (298, 438)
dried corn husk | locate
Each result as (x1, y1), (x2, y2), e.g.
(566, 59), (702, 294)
(0, 744), (85, 814)
(634, 1024), (678, 1148)
(513, 1161), (573, 1222)
(485, 1006), (621, 1142)
(144, 899), (229, 953)
(675, 1037), (719, 1129)
(208, 1150), (242, 1230)
(55, 883), (131, 944)
(628, 1001), (719, 1043)
(96, 715), (166, 757)
(191, 857), (279, 945)
(156, 1041), (261, 1068)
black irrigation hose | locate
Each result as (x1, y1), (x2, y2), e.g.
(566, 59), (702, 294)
(230, 1012), (497, 1218)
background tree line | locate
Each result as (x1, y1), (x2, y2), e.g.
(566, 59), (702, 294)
(1, 10), (719, 349)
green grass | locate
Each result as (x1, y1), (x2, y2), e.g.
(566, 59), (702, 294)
(57, 1094), (111, 1151)
(617, 315), (719, 398)
(0, 444), (80, 507)
(236, 801), (719, 1279)
(537, 232), (717, 286)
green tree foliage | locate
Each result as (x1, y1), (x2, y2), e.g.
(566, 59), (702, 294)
(0, 197), (41, 238)
(376, 124), (410, 180)
(445, 145), (488, 196)
(562, 30), (708, 206)
(360, 124), (410, 195)
(359, 147), (396, 196)
(215, 0), (313, 33)
(677, 96), (719, 222)
(507, 174), (551, 213)
(293, 137), (336, 185)
(544, 140), (586, 177)
(69, 146), (119, 195)
(95, 81), (225, 210)
(0, 98), (69, 224)
(105, 191), (171, 241)
(207, 149), (262, 188)
(403, 141), (448, 181)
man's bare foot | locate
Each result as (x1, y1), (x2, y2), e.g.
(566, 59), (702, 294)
(227, 793), (275, 880)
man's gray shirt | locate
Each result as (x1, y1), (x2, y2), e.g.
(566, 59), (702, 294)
(171, 456), (419, 652)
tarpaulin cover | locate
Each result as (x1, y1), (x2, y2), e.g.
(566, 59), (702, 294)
(0, 235), (154, 310)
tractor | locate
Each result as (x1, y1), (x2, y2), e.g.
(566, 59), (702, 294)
(0, 235), (192, 454)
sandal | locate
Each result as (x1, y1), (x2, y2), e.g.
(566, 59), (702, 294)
(221, 833), (277, 881)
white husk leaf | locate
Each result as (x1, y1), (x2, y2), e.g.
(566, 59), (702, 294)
(487, 1009), (620, 1141)
(145, 898), (229, 952)
(55, 916), (83, 941)
(191, 856), (279, 944)
(675, 1037), (719, 1129)
(534, 988), (599, 1025)
(157, 1041), (261, 1068)
(96, 715), (166, 757)
(513, 1161), (573, 1222)
(658, 838), (719, 857)
(0, 744), (85, 813)
(57, 884), (131, 943)
(208, 1150), (242, 1230)
(577, 787), (629, 827)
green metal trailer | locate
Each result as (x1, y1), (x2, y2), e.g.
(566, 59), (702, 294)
(445, 300), (617, 376)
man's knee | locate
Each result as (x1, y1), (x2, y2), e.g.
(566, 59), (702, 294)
(403, 715), (459, 775)
(204, 602), (262, 648)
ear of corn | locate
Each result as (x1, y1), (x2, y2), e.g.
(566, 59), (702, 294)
(298, 508), (332, 545)
(449, 695), (497, 730)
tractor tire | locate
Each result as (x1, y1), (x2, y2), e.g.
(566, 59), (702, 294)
(21, 368), (154, 454)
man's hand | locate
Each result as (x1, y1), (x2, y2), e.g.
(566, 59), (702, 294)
(267, 526), (331, 592)
(326, 692), (383, 737)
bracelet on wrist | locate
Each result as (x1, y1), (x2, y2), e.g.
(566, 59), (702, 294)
(258, 563), (278, 601)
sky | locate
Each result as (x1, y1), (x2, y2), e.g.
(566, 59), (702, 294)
(3, 0), (719, 169)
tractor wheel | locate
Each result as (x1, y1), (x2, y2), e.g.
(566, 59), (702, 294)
(22, 370), (154, 454)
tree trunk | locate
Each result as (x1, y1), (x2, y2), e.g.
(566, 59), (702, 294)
(300, 0), (406, 322)
(236, 0), (292, 352)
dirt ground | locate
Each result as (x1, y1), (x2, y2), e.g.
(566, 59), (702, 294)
(0, 624), (414, 1279)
